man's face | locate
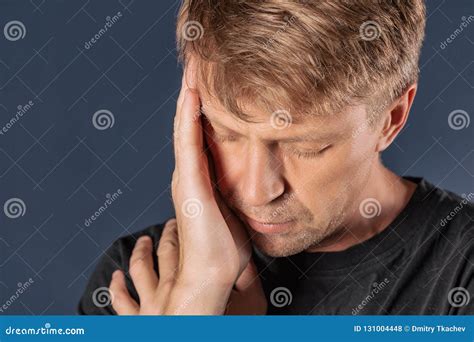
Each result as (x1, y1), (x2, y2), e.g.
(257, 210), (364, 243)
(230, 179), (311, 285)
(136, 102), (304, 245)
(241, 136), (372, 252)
(200, 94), (383, 257)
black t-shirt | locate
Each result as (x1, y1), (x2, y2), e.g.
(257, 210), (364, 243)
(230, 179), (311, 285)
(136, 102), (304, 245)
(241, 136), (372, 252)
(77, 176), (474, 315)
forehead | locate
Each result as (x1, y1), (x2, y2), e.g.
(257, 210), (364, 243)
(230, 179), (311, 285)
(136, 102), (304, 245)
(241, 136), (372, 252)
(199, 93), (367, 140)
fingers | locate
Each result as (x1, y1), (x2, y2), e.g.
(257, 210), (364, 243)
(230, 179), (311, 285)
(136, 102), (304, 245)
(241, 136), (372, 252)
(174, 64), (198, 162)
(176, 61), (197, 114)
(157, 219), (179, 284)
(129, 236), (159, 302)
(175, 89), (207, 180)
(109, 270), (139, 315)
(173, 64), (214, 199)
(171, 168), (178, 204)
(155, 219), (180, 309)
(176, 74), (187, 115)
(173, 71), (188, 173)
(214, 190), (252, 275)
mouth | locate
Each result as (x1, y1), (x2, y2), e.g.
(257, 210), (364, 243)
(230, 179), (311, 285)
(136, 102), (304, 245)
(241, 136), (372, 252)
(242, 214), (295, 235)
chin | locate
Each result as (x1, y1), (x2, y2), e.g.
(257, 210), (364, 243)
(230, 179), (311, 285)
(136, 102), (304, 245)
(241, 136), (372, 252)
(250, 232), (314, 258)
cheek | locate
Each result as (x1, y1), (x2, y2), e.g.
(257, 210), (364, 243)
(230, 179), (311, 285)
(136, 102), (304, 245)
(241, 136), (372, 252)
(288, 140), (375, 212)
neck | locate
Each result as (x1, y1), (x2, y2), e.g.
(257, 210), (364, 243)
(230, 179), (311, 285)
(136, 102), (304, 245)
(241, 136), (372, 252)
(306, 162), (417, 253)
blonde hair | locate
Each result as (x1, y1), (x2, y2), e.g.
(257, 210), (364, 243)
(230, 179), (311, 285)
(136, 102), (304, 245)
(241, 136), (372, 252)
(176, 0), (426, 122)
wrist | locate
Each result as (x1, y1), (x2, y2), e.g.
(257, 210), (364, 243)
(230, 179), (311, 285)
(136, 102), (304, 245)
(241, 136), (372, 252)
(165, 273), (234, 315)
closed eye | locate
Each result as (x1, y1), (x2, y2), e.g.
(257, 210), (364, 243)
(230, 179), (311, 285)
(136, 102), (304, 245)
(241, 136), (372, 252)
(213, 133), (238, 142)
(289, 144), (332, 159)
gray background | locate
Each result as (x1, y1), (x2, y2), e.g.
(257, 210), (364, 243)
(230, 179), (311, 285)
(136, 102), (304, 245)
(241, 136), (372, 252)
(0, 0), (472, 314)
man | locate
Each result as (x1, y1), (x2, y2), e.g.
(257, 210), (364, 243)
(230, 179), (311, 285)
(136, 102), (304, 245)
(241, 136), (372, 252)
(78, 0), (473, 315)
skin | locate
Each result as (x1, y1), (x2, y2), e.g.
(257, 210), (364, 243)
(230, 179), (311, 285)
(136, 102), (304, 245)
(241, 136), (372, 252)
(201, 84), (418, 257)
(110, 67), (266, 315)
(109, 61), (418, 315)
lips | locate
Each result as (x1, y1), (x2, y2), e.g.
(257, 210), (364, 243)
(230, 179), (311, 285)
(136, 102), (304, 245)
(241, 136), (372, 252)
(243, 214), (295, 235)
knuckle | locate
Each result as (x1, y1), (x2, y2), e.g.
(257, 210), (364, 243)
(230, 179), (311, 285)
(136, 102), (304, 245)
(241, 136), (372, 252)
(159, 278), (175, 291)
(158, 238), (178, 254)
(159, 222), (178, 248)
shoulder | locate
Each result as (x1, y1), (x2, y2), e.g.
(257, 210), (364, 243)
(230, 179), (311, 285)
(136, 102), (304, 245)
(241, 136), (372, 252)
(436, 189), (474, 232)
(412, 177), (474, 236)
(407, 178), (474, 314)
(429, 182), (474, 242)
(432, 188), (474, 314)
(77, 219), (170, 315)
(431, 184), (474, 262)
(405, 177), (474, 267)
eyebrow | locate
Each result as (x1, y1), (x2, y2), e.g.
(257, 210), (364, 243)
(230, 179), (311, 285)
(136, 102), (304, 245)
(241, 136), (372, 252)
(200, 107), (340, 143)
(200, 109), (228, 130)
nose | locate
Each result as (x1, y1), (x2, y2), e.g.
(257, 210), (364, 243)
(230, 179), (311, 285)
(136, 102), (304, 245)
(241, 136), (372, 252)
(239, 142), (285, 207)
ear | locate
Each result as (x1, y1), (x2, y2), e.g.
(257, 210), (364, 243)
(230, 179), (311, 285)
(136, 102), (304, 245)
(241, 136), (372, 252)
(376, 84), (417, 153)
